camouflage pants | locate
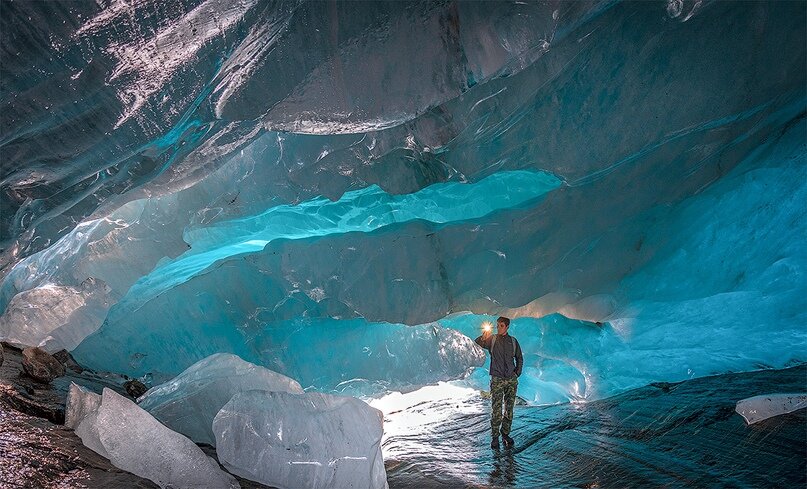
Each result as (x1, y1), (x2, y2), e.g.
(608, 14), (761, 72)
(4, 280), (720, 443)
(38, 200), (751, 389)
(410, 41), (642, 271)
(490, 376), (518, 437)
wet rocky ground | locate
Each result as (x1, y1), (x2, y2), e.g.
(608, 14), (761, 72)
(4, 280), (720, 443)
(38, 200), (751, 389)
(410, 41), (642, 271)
(383, 364), (807, 488)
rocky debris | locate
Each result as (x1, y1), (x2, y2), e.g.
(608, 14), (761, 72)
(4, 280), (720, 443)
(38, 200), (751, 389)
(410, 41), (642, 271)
(21, 347), (65, 383)
(124, 379), (149, 398)
(1, 343), (129, 424)
(0, 394), (158, 488)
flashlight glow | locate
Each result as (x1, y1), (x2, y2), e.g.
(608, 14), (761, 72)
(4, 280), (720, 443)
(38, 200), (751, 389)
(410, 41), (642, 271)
(482, 321), (493, 332)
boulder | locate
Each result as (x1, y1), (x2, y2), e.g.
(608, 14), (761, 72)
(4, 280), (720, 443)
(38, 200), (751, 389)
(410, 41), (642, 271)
(21, 347), (65, 383)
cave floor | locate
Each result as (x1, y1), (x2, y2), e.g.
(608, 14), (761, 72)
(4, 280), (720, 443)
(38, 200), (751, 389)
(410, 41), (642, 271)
(383, 365), (807, 488)
(1, 342), (804, 489)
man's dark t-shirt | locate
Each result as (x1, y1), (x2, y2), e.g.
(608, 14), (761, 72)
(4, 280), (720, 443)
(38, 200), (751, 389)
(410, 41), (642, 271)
(475, 333), (523, 379)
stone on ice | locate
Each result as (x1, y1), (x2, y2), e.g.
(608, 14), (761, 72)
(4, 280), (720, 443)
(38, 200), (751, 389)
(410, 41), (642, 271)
(213, 390), (387, 489)
(138, 353), (304, 445)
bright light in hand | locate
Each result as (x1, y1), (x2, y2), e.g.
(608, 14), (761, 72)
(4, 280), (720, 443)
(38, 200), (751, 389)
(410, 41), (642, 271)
(482, 321), (493, 332)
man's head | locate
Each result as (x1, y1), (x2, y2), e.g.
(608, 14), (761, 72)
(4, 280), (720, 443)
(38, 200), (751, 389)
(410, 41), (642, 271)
(496, 316), (511, 335)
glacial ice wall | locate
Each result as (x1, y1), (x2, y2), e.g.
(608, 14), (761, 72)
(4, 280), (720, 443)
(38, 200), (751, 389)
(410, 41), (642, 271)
(1, 0), (805, 406)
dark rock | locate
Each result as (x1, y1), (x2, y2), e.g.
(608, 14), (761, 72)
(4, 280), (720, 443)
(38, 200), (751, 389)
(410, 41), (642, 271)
(649, 381), (683, 393)
(22, 347), (66, 383)
(52, 349), (85, 373)
(1, 344), (133, 425)
(52, 349), (70, 364)
(124, 379), (148, 398)
(0, 343), (3, 367)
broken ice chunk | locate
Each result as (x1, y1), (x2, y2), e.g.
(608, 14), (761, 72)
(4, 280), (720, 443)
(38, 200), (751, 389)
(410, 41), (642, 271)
(138, 353), (304, 445)
(213, 390), (387, 489)
(735, 393), (807, 425)
(66, 384), (239, 488)
(66, 383), (108, 458)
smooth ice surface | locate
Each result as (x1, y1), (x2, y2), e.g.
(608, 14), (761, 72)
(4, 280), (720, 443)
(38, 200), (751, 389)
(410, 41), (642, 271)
(138, 353), (303, 445)
(213, 390), (387, 489)
(65, 384), (239, 489)
(735, 394), (807, 425)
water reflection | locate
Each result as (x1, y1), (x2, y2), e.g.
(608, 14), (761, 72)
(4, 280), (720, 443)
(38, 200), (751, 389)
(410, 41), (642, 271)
(382, 366), (806, 488)
(488, 448), (519, 487)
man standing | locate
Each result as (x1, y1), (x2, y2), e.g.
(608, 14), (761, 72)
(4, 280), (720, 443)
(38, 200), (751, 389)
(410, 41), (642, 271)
(475, 316), (523, 449)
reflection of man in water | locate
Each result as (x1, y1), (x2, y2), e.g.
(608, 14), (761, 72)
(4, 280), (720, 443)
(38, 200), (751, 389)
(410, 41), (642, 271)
(475, 316), (523, 449)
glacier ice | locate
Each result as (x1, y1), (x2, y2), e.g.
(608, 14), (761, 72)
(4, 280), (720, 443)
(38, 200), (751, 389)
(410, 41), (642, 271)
(0, 169), (557, 352)
(735, 394), (807, 425)
(65, 383), (239, 488)
(213, 390), (387, 489)
(1, 0), (587, 264)
(0, 1), (804, 486)
(65, 383), (108, 459)
(138, 353), (304, 445)
(75, 317), (485, 393)
(0, 0), (803, 445)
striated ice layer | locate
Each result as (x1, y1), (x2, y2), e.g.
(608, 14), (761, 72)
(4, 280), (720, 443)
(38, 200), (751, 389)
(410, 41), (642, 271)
(213, 390), (387, 489)
(123, 170), (559, 317)
(0, 169), (557, 352)
(1, 0), (586, 264)
(138, 353), (304, 445)
(65, 383), (239, 489)
(736, 394), (807, 425)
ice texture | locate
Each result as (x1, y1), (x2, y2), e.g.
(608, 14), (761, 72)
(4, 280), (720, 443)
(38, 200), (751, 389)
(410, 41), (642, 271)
(1, 0), (805, 412)
(65, 383), (108, 458)
(65, 383), (239, 488)
(735, 394), (807, 425)
(213, 390), (387, 489)
(75, 318), (485, 393)
(138, 353), (304, 445)
(1, 0), (583, 263)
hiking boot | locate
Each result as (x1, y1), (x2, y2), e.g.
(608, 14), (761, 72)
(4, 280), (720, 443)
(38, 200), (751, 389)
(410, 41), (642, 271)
(502, 434), (514, 448)
(491, 437), (500, 449)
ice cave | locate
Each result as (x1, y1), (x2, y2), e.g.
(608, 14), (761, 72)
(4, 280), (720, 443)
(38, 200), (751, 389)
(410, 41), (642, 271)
(0, 0), (805, 487)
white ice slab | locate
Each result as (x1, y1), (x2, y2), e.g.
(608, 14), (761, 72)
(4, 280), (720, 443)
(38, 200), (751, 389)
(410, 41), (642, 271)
(138, 353), (304, 445)
(66, 383), (239, 488)
(213, 390), (387, 489)
(735, 393), (807, 425)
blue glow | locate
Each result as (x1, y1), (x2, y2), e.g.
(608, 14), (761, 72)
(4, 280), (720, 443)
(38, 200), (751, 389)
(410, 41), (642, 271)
(127, 170), (559, 307)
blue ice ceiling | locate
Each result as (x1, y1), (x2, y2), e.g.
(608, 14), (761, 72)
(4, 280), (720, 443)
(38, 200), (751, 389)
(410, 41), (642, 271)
(1, 0), (805, 403)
